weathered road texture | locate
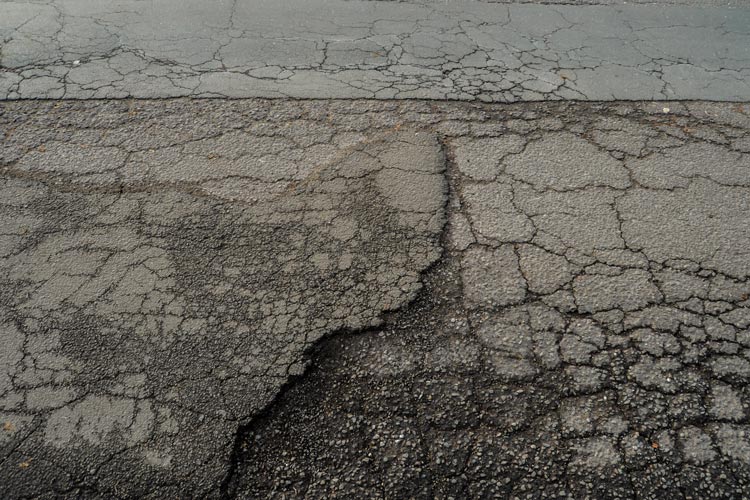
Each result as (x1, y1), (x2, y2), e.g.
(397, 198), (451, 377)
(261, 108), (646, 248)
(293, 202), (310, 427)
(1, 99), (750, 498)
(217, 101), (748, 499)
(485, 0), (748, 4)
(0, 101), (446, 497)
(1, 0), (750, 101)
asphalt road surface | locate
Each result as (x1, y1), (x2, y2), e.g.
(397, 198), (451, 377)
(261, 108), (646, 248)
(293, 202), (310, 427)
(1, 1), (749, 499)
(1, 0), (750, 100)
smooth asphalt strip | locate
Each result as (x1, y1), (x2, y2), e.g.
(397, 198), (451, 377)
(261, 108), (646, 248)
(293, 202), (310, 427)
(1, 0), (750, 101)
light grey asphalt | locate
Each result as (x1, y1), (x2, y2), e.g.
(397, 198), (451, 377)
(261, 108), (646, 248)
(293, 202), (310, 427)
(1, 0), (750, 101)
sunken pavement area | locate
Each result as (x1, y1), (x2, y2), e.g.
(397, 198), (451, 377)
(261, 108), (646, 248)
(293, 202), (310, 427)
(1, 1), (750, 499)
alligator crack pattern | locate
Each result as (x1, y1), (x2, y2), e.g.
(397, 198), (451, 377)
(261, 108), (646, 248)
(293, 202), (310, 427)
(1, 0), (749, 101)
(0, 100), (446, 498)
(1, 99), (750, 498)
(226, 100), (750, 499)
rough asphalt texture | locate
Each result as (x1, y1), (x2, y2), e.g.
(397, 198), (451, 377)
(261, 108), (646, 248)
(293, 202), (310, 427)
(0, 100), (447, 496)
(1, 0), (750, 101)
(229, 101), (750, 500)
(1, 99), (749, 499)
(2, 0), (750, 497)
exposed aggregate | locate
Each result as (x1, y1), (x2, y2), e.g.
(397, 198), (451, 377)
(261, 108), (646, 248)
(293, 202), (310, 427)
(0, 99), (749, 498)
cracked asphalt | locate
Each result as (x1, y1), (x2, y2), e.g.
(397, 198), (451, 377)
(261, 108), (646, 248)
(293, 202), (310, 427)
(1, 0), (750, 100)
(1, 0), (750, 499)
(2, 98), (749, 499)
(225, 100), (750, 499)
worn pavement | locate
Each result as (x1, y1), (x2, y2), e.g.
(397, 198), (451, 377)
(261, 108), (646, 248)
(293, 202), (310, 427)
(1, 0), (750, 100)
(1, 99), (749, 498)
(1, 0), (750, 499)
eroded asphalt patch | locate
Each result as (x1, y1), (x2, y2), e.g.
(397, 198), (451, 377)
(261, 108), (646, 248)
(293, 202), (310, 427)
(0, 100), (447, 497)
(1, 99), (750, 498)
